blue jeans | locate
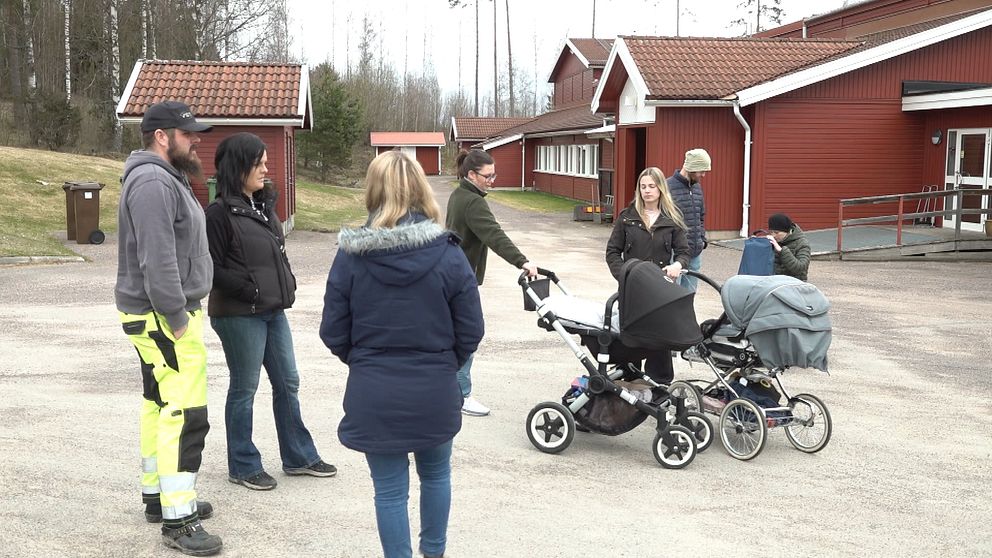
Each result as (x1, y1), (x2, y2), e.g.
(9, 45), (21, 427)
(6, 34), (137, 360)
(211, 311), (321, 479)
(456, 353), (474, 398)
(365, 441), (453, 558)
(680, 254), (703, 292)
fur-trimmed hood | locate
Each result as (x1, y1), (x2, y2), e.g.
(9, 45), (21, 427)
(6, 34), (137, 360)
(337, 218), (456, 287)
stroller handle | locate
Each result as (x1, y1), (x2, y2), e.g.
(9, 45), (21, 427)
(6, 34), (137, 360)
(684, 269), (723, 293)
(517, 267), (558, 287)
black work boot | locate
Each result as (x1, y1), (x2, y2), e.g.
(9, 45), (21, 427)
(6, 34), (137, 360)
(161, 518), (223, 556)
(146, 500), (214, 523)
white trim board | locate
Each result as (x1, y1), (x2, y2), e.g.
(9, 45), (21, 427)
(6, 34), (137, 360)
(482, 133), (523, 150)
(115, 60), (144, 118)
(903, 87), (992, 111)
(117, 116), (306, 127)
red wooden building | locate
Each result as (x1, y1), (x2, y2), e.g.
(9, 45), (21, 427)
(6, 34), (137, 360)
(593, 0), (992, 237)
(370, 132), (446, 175)
(116, 60), (312, 233)
(456, 38), (616, 202)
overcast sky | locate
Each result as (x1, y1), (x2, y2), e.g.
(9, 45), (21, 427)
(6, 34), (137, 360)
(286, 0), (850, 100)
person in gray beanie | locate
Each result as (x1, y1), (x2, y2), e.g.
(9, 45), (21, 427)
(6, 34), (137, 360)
(666, 148), (711, 291)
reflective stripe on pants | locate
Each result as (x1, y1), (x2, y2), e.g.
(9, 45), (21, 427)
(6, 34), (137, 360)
(122, 309), (210, 520)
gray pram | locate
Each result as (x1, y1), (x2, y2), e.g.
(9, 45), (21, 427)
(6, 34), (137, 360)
(677, 272), (833, 460)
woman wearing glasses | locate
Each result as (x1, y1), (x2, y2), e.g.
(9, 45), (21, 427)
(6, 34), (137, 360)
(445, 149), (539, 417)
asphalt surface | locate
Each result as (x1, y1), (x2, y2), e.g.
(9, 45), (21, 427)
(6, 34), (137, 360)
(0, 176), (989, 557)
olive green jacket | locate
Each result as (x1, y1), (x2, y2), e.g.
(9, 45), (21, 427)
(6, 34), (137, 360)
(774, 224), (811, 281)
(445, 179), (527, 284)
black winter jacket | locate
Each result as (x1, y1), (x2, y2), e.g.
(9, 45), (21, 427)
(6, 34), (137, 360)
(666, 170), (706, 257)
(606, 204), (690, 280)
(205, 192), (297, 316)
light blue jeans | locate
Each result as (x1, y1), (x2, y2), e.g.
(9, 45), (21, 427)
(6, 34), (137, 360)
(211, 311), (321, 480)
(365, 441), (453, 558)
(456, 353), (474, 398)
(680, 254), (703, 292)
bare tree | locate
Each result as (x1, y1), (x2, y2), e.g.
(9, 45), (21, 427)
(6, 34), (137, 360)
(22, 0), (36, 91)
(505, 0), (513, 116)
(730, 0), (785, 35)
(592, 0), (596, 37)
(61, 0), (70, 100)
(108, 0), (121, 149)
(492, 0), (498, 117)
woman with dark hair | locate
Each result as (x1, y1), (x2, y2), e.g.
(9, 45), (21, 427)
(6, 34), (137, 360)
(321, 150), (484, 558)
(605, 166), (690, 385)
(205, 132), (335, 491)
(445, 148), (539, 417)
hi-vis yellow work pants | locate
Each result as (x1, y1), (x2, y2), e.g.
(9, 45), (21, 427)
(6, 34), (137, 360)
(121, 309), (210, 521)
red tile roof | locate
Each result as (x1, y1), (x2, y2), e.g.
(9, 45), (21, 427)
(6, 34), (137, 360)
(569, 38), (615, 66)
(624, 37), (861, 99)
(487, 104), (603, 138)
(370, 132), (446, 146)
(118, 60), (307, 120)
(451, 117), (534, 140)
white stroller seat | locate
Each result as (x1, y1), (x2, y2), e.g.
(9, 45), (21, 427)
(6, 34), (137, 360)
(541, 294), (620, 332)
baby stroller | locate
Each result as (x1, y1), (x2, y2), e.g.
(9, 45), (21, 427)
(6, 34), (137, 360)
(678, 272), (833, 461)
(519, 260), (714, 469)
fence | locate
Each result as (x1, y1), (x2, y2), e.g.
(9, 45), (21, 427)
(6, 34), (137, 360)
(837, 188), (992, 252)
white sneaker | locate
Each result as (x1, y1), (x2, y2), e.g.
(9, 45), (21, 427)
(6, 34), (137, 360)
(461, 396), (490, 417)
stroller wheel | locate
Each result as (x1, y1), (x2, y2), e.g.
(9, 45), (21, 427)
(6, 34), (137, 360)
(679, 411), (714, 453)
(667, 381), (702, 414)
(784, 394), (832, 453)
(525, 402), (575, 454)
(652, 425), (697, 469)
(719, 398), (767, 461)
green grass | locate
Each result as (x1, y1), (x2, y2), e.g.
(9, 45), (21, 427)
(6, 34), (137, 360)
(0, 146), (124, 256)
(293, 180), (368, 232)
(485, 189), (583, 213)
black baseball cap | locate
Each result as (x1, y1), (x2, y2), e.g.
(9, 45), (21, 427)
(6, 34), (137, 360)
(140, 100), (213, 133)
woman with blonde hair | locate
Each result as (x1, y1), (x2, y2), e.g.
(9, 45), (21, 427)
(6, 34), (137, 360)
(320, 150), (484, 558)
(605, 166), (690, 384)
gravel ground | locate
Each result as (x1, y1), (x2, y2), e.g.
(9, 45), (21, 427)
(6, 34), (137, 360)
(0, 176), (989, 557)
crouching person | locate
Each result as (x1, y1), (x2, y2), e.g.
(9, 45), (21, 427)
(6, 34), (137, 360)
(767, 213), (811, 281)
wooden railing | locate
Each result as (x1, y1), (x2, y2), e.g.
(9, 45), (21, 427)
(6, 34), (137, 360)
(837, 188), (992, 252)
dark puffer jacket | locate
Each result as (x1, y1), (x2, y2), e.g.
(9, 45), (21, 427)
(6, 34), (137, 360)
(774, 224), (812, 282)
(666, 170), (706, 257)
(605, 204), (690, 280)
(206, 191), (296, 316)
(320, 215), (484, 454)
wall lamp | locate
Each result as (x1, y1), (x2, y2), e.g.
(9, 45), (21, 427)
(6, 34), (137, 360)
(931, 129), (942, 145)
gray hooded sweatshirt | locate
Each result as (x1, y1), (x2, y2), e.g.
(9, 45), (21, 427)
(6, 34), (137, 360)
(115, 150), (212, 331)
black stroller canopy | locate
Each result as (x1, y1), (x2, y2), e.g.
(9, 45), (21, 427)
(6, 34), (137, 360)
(618, 259), (703, 350)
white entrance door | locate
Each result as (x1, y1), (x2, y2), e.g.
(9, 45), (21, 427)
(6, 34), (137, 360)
(944, 128), (991, 232)
(400, 146), (417, 159)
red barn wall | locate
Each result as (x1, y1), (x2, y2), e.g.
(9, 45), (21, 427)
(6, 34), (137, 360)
(617, 108), (744, 231)
(192, 125), (292, 222)
(753, 25), (992, 230)
(485, 140), (523, 188)
(416, 146), (441, 175)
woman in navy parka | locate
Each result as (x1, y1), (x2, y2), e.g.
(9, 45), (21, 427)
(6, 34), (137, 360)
(320, 151), (484, 558)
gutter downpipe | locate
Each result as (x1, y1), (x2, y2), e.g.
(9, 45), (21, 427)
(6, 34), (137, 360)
(732, 100), (752, 238)
(521, 136), (526, 191)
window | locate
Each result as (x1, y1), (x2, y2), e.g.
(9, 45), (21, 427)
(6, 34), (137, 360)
(534, 143), (598, 178)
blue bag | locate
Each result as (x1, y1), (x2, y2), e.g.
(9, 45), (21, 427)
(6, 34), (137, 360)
(738, 236), (774, 276)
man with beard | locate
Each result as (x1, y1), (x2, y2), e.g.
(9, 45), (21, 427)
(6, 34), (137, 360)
(666, 148), (711, 292)
(115, 100), (222, 556)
